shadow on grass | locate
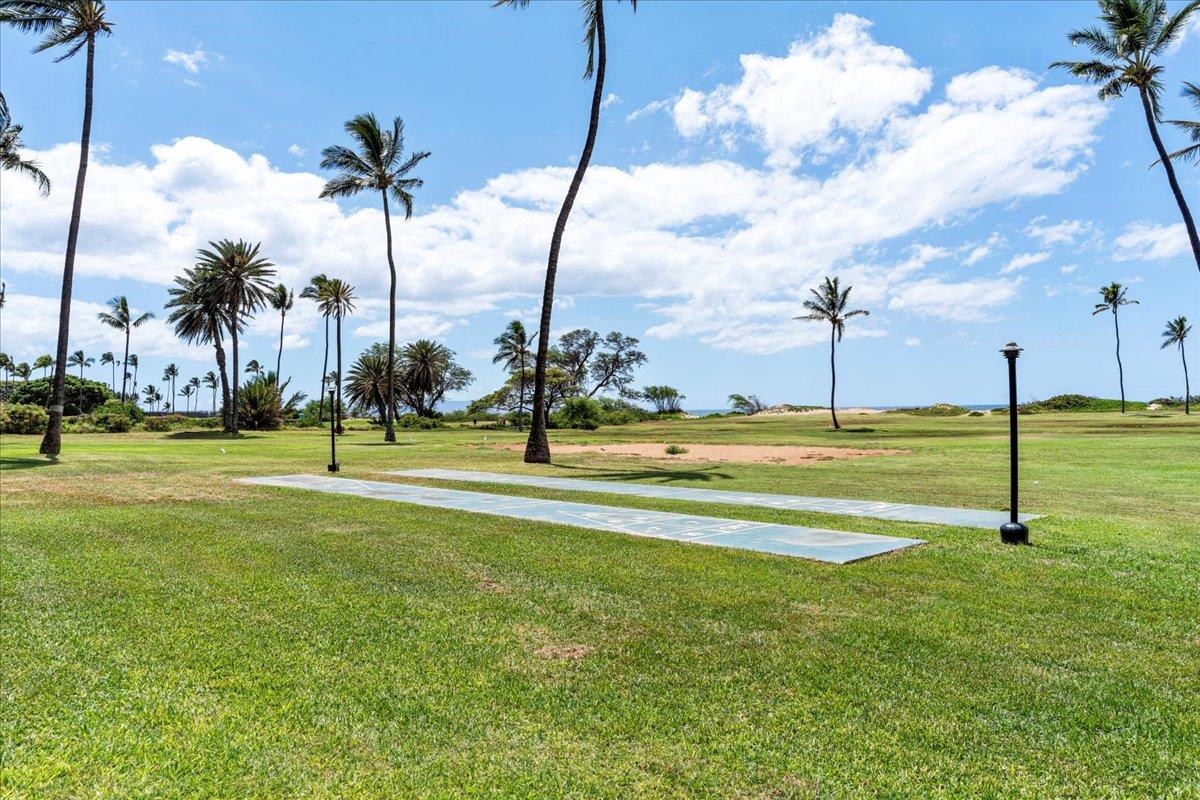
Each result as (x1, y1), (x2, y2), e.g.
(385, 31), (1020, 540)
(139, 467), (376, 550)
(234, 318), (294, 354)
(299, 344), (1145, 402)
(164, 431), (265, 440)
(0, 457), (59, 471)
(346, 441), (419, 447)
(554, 463), (735, 483)
(832, 427), (877, 434)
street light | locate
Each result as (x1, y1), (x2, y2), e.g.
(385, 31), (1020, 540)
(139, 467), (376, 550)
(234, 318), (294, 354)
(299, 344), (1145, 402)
(1000, 342), (1029, 545)
(327, 388), (339, 473)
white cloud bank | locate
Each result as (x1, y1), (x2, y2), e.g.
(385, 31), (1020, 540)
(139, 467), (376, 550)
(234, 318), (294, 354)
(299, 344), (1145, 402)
(1112, 221), (1190, 261)
(2, 15), (1107, 355)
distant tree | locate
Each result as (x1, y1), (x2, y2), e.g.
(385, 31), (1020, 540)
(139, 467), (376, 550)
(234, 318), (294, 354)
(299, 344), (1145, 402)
(142, 383), (161, 412)
(179, 383), (194, 413)
(66, 349), (93, 411)
(1052, 0), (1200, 273)
(319, 113), (429, 442)
(1093, 282), (1139, 412)
(97, 295), (153, 402)
(0, 352), (12, 386)
(495, 0), (639, 464)
(1162, 82), (1200, 165)
(1160, 315), (1192, 414)
(202, 371), (219, 416)
(165, 265), (233, 431)
(268, 283), (294, 380)
(244, 359), (264, 378)
(396, 339), (473, 418)
(99, 350), (115, 391)
(33, 353), (54, 379)
(14, 362), (32, 382)
(0, 92), (50, 195)
(161, 363), (179, 412)
(126, 353), (138, 394)
(492, 320), (536, 430)
(3, 0), (115, 455)
(727, 393), (767, 416)
(300, 273), (331, 425)
(796, 276), (869, 430)
(187, 376), (200, 412)
(549, 328), (647, 402)
(642, 385), (685, 414)
(344, 344), (394, 422)
(316, 278), (356, 434)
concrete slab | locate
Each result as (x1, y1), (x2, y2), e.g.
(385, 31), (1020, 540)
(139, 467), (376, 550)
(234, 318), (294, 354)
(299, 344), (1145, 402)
(239, 474), (924, 564)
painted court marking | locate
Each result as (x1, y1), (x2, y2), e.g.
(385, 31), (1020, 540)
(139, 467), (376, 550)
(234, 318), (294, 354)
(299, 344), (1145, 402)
(239, 474), (923, 564)
(389, 469), (1038, 530)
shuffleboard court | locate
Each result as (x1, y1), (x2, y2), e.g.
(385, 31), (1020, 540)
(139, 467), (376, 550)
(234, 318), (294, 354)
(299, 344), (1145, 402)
(389, 468), (1038, 529)
(239, 475), (923, 564)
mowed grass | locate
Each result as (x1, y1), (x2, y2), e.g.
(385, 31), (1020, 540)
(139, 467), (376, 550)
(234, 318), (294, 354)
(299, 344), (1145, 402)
(1, 412), (1198, 798)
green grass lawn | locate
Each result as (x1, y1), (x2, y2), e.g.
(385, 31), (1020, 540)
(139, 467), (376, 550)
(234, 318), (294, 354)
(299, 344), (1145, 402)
(2, 412), (1198, 798)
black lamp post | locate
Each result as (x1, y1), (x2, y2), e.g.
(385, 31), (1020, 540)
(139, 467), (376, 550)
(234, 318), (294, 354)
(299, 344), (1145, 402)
(1000, 342), (1028, 545)
(327, 388), (339, 473)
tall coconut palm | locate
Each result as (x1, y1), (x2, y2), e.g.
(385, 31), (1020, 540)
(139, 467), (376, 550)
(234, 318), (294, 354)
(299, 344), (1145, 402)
(492, 319), (536, 430)
(14, 362), (32, 382)
(0, 92), (50, 195)
(319, 113), (429, 443)
(126, 353), (138, 394)
(397, 339), (472, 418)
(201, 371), (219, 416)
(316, 278), (356, 434)
(141, 383), (159, 412)
(300, 273), (331, 425)
(796, 277), (870, 430)
(1162, 82), (1200, 165)
(496, 0), (637, 462)
(268, 283), (293, 381)
(66, 348), (92, 411)
(2, 0), (113, 455)
(97, 295), (153, 403)
(187, 376), (200, 412)
(165, 265), (234, 431)
(33, 353), (54, 379)
(162, 363), (179, 413)
(1161, 315), (1192, 413)
(197, 239), (275, 435)
(0, 352), (12, 386)
(1052, 0), (1200, 274)
(344, 344), (395, 422)
(179, 383), (194, 413)
(1093, 282), (1139, 412)
(99, 350), (115, 391)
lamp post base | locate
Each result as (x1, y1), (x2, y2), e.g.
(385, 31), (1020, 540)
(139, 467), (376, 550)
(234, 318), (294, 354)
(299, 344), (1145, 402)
(327, 462), (340, 473)
(1000, 521), (1029, 545)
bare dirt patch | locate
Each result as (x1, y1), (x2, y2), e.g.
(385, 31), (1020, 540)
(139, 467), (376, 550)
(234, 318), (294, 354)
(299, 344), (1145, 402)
(533, 643), (594, 661)
(501, 442), (903, 465)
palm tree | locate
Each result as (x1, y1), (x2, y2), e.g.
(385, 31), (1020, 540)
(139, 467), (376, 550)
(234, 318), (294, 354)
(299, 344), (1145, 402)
(1162, 82), (1200, 165)
(244, 359), (264, 378)
(99, 350), (115, 391)
(97, 295), (153, 402)
(66, 348), (92, 411)
(796, 277), (870, 430)
(1161, 315), (1192, 414)
(33, 353), (54, 379)
(162, 363), (179, 412)
(2, 0), (113, 455)
(496, 0), (637, 462)
(344, 344), (395, 422)
(1052, 0), (1200, 274)
(14, 362), (32, 383)
(319, 113), (429, 443)
(1093, 282), (1140, 412)
(187, 376), (200, 412)
(126, 353), (138, 395)
(141, 383), (160, 412)
(0, 352), (12, 386)
(179, 383), (194, 413)
(492, 320), (536, 430)
(397, 339), (471, 418)
(317, 278), (356, 434)
(196, 239), (275, 435)
(166, 265), (234, 431)
(268, 283), (294, 381)
(202, 371), (219, 416)
(0, 92), (50, 195)
(300, 273), (331, 425)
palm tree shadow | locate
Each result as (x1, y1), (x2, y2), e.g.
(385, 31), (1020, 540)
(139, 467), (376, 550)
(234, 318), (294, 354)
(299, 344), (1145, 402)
(833, 427), (877, 433)
(347, 441), (419, 447)
(553, 463), (735, 483)
(165, 431), (265, 440)
(0, 457), (59, 471)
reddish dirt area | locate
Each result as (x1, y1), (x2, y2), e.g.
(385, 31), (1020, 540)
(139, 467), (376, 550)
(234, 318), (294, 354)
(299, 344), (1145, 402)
(501, 442), (904, 465)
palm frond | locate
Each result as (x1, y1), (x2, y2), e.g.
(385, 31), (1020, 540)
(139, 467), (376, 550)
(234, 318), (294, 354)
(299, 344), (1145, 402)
(318, 173), (368, 199)
(1066, 26), (1122, 58)
(1152, 0), (1200, 54)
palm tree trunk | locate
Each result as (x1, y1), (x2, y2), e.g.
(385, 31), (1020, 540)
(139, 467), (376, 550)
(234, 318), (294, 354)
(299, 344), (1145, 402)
(40, 34), (96, 455)
(1140, 87), (1200, 274)
(525, 0), (607, 464)
(276, 309), (286, 381)
(230, 301), (240, 434)
(120, 330), (130, 403)
(110, 361), (115, 394)
(318, 316), (329, 425)
(829, 325), (840, 430)
(1182, 341), (1190, 416)
(1113, 309), (1125, 414)
(382, 190), (398, 443)
(335, 313), (344, 435)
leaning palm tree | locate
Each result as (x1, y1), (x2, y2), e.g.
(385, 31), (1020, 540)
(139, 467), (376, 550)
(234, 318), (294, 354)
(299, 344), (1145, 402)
(300, 273), (331, 425)
(1160, 315), (1192, 414)
(267, 283), (293, 380)
(1093, 282), (1140, 412)
(99, 350), (115, 391)
(0, 352), (12, 386)
(317, 278), (356, 434)
(492, 319), (536, 430)
(496, 0), (637, 462)
(33, 353), (54, 379)
(0, 92), (50, 195)
(97, 295), (153, 403)
(66, 348), (92, 411)
(2, 0), (113, 454)
(165, 265), (234, 431)
(319, 113), (429, 443)
(187, 376), (200, 412)
(1052, 0), (1200, 273)
(14, 362), (32, 382)
(201, 370), (219, 416)
(197, 239), (275, 435)
(162, 363), (179, 412)
(796, 277), (870, 430)
(244, 359), (264, 378)
(1162, 82), (1200, 165)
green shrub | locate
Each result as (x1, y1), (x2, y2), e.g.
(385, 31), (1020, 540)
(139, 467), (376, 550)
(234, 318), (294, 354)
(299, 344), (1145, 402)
(553, 397), (602, 430)
(664, 444), (688, 455)
(595, 396), (652, 426)
(1014, 394), (1148, 413)
(888, 403), (969, 417)
(88, 401), (142, 433)
(9, 376), (112, 414)
(142, 414), (186, 432)
(968, 411), (985, 417)
(396, 413), (442, 430)
(0, 403), (48, 435)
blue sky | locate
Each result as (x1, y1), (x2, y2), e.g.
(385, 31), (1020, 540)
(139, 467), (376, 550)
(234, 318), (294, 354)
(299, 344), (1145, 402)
(2, 0), (1198, 410)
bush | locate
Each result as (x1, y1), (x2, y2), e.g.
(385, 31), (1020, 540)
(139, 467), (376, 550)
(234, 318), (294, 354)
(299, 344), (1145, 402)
(595, 396), (652, 425)
(553, 396), (602, 430)
(642, 385), (686, 414)
(888, 403), (969, 417)
(142, 414), (188, 432)
(665, 444), (689, 455)
(0, 403), (49, 435)
(1010, 394), (1149, 414)
(968, 410), (985, 417)
(89, 401), (143, 433)
(396, 412), (442, 430)
(9, 376), (113, 414)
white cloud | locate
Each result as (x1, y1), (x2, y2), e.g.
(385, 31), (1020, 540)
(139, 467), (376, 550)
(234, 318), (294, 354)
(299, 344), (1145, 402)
(1001, 251), (1050, 274)
(287, 144), (306, 157)
(353, 314), (455, 341)
(626, 98), (671, 122)
(601, 93), (620, 109)
(887, 277), (1023, 322)
(904, 337), (921, 347)
(963, 232), (1004, 266)
(163, 48), (209, 74)
(1024, 216), (1096, 247)
(1112, 221), (1189, 261)
(1060, 264), (1077, 275)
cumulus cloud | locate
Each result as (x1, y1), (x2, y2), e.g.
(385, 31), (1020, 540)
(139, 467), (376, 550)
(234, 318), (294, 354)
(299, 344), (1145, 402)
(287, 144), (306, 157)
(1000, 251), (1050, 274)
(163, 48), (210, 74)
(1024, 216), (1096, 247)
(1112, 221), (1190, 261)
(887, 277), (1023, 322)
